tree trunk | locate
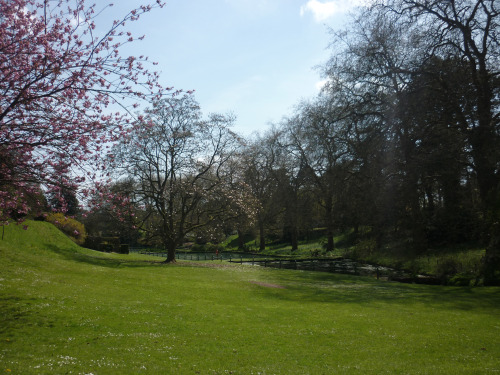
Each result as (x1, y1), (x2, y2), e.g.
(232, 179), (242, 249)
(470, 115), (500, 284)
(325, 196), (335, 252)
(327, 234), (335, 252)
(470, 126), (498, 211)
(164, 240), (177, 263)
(291, 226), (298, 251)
(259, 220), (266, 251)
(483, 222), (500, 285)
(237, 229), (245, 250)
(468, 55), (499, 283)
(483, 192), (500, 285)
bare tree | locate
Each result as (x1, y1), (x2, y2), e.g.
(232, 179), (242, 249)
(113, 95), (242, 262)
(239, 132), (286, 251)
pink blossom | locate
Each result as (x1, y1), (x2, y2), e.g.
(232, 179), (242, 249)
(0, 0), (170, 223)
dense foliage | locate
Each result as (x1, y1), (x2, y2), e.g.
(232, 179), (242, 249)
(45, 212), (87, 245)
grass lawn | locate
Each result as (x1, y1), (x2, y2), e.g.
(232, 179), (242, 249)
(1, 221), (499, 374)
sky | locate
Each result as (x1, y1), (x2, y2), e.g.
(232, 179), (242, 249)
(103, 0), (361, 137)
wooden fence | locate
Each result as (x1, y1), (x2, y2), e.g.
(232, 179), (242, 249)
(128, 247), (439, 283)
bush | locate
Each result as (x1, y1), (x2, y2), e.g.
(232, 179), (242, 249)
(435, 258), (459, 282)
(98, 243), (114, 253)
(205, 242), (219, 253)
(190, 242), (220, 253)
(119, 244), (129, 254)
(448, 273), (476, 286)
(45, 213), (87, 245)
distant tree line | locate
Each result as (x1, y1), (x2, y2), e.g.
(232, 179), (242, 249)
(109, 0), (494, 278)
(236, 0), (500, 282)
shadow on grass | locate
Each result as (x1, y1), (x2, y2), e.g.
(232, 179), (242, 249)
(0, 296), (41, 335)
(45, 244), (164, 269)
(255, 268), (500, 312)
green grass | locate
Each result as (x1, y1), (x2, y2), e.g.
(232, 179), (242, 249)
(1, 221), (500, 374)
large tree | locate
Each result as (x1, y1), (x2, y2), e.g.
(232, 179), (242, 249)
(240, 132), (287, 251)
(284, 97), (353, 252)
(317, 8), (423, 248)
(111, 95), (244, 262)
(0, 0), (167, 224)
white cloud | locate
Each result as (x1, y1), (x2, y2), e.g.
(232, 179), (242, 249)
(315, 79), (329, 90)
(300, 0), (365, 21)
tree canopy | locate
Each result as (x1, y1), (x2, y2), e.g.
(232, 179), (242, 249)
(0, 0), (167, 223)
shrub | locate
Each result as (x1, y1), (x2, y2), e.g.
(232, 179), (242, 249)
(119, 244), (129, 254)
(98, 243), (114, 252)
(435, 258), (459, 283)
(45, 213), (87, 245)
(190, 242), (220, 253)
(448, 273), (475, 286)
(205, 242), (219, 253)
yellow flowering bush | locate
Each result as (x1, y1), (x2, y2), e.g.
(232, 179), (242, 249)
(45, 213), (87, 245)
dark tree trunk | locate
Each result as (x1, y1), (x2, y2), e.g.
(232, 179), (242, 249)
(327, 234), (335, 252)
(259, 220), (266, 251)
(164, 240), (177, 263)
(470, 95), (500, 284)
(291, 226), (298, 251)
(483, 197), (500, 285)
(237, 229), (245, 250)
(470, 125), (498, 211)
(325, 196), (335, 252)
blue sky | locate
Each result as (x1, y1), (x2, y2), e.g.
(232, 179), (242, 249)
(105, 0), (361, 136)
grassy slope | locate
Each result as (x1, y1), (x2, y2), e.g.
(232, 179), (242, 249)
(1, 221), (499, 374)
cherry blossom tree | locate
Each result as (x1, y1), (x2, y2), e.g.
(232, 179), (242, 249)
(0, 0), (169, 225)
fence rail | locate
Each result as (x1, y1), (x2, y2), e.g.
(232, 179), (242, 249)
(130, 247), (370, 275)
